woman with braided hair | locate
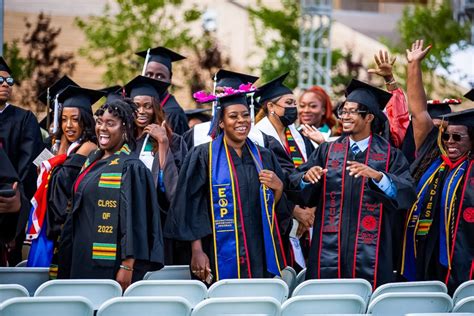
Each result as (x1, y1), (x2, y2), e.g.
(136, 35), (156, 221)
(400, 39), (474, 294)
(57, 99), (164, 291)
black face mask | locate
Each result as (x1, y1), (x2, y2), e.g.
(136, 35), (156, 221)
(279, 107), (298, 127)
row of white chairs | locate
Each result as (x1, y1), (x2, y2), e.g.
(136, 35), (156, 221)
(1, 294), (474, 316)
(1, 279), (474, 314)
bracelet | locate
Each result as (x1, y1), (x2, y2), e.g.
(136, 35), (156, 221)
(120, 264), (133, 272)
(385, 78), (396, 85)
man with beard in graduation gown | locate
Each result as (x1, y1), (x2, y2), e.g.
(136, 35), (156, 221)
(287, 79), (416, 288)
(164, 91), (292, 283)
(0, 57), (43, 264)
(136, 46), (189, 135)
(400, 40), (474, 294)
(0, 147), (30, 265)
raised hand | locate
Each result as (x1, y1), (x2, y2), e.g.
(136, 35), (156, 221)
(368, 50), (397, 80)
(144, 121), (169, 144)
(346, 161), (383, 181)
(406, 39), (431, 63)
(301, 124), (326, 145)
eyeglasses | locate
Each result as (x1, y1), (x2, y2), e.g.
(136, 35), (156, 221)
(337, 109), (367, 118)
(0, 76), (14, 86)
(441, 132), (469, 142)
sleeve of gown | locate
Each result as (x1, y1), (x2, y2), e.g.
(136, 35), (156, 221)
(46, 154), (87, 237)
(0, 185), (29, 242)
(367, 147), (416, 211)
(120, 161), (164, 265)
(266, 149), (293, 236)
(285, 143), (328, 207)
(18, 111), (43, 183)
(163, 145), (212, 241)
(385, 88), (410, 148)
(161, 134), (188, 204)
(165, 110), (190, 136)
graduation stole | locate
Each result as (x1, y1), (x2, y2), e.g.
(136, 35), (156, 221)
(85, 143), (131, 267)
(209, 134), (286, 280)
(318, 135), (390, 288)
(284, 127), (305, 167)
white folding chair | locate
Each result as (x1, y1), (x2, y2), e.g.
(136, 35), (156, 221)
(191, 297), (281, 316)
(370, 281), (447, 303)
(453, 296), (474, 313)
(143, 265), (191, 280)
(0, 296), (93, 316)
(281, 294), (367, 315)
(276, 266), (297, 296)
(208, 278), (289, 303)
(34, 279), (122, 310)
(453, 280), (474, 305)
(124, 280), (207, 307)
(367, 292), (453, 316)
(0, 284), (29, 303)
(0, 267), (49, 295)
(293, 279), (372, 304)
(296, 268), (307, 286)
(97, 296), (192, 316)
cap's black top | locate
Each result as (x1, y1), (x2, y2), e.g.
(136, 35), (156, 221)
(135, 46), (186, 72)
(428, 103), (452, 119)
(218, 92), (249, 108)
(0, 57), (12, 74)
(185, 108), (211, 123)
(100, 85), (123, 103)
(215, 69), (259, 89)
(440, 108), (474, 127)
(57, 85), (106, 113)
(464, 89), (474, 102)
(254, 73), (293, 103)
(39, 75), (78, 106)
(123, 75), (170, 100)
(345, 79), (392, 121)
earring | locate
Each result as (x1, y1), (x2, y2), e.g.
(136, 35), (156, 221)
(270, 111), (275, 115)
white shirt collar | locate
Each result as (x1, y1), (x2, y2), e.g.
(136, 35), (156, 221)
(349, 135), (371, 152)
(0, 103), (10, 114)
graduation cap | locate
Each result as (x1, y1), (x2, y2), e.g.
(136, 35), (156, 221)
(123, 75), (170, 100)
(100, 85), (123, 103)
(38, 75), (79, 106)
(218, 91), (249, 108)
(464, 89), (474, 101)
(0, 57), (12, 74)
(135, 46), (185, 73)
(215, 69), (259, 89)
(426, 99), (461, 119)
(344, 79), (392, 121)
(185, 108), (211, 123)
(254, 73), (293, 104)
(57, 85), (106, 113)
(440, 108), (474, 127)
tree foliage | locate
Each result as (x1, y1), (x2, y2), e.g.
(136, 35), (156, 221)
(75, 0), (202, 85)
(4, 13), (76, 112)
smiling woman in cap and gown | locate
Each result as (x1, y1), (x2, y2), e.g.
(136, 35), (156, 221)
(401, 40), (474, 293)
(123, 75), (187, 264)
(164, 88), (292, 283)
(287, 78), (416, 288)
(57, 99), (163, 290)
(26, 83), (104, 272)
(136, 46), (189, 135)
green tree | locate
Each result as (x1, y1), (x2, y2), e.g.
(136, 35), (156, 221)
(76, 0), (201, 85)
(382, 0), (470, 94)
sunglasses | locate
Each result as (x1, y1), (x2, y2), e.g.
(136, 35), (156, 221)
(441, 132), (469, 142)
(0, 76), (14, 86)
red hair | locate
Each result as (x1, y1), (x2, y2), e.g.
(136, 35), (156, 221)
(299, 86), (336, 129)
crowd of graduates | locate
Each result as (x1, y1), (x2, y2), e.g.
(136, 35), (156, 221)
(0, 39), (473, 294)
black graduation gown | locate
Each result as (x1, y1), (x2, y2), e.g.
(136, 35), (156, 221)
(164, 142), (293, 279)
(0, 105), (43, 236)
(134, 133), (188, 265)
(46, 153), (88, 241)
(407, 127), (474, 294)
(58, 154), (164, 281)
(162, 94), (189, 136)
(287, 135), (416, 287)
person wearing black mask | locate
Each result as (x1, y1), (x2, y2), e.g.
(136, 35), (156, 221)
(254, 73), (315, 270)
